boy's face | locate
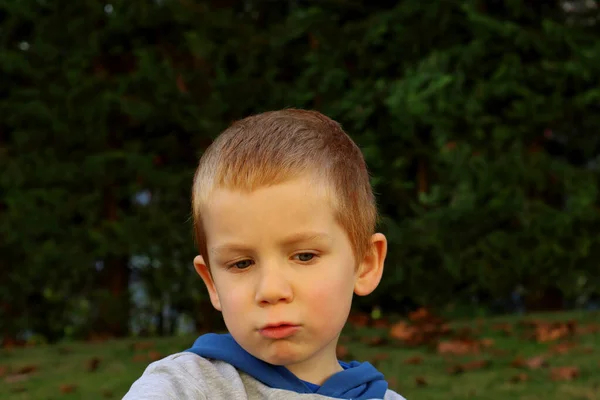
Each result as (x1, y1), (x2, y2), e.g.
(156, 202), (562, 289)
(194, 175), (386, 383)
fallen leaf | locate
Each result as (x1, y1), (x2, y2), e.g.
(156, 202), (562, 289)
(373, 319), (390, 329)
(132, 354), (147, 363)
(390, 322), (415, 341)
(148, 351), (163, 362)
(462, 359), (491, 371)
(0, 366), (8, 378)
(447, 365), (464, 375)
(16, 365), (37, 375)
(132, 341), (155, 351)
(371, 353), (389, 362)
(336, 345), (349, 359)
(361, 336), (387, 346)
(60, 383), (77, 393)
(576, 323), (600, 335)
(535, 322), (574, 343)
(550, 342), (577, 354)
(176, 75), (188, 93)
(415, 376), (428, 387)
(57, 347), (71, 355)
(510, 373), (529, 383)
(404, 356), (423, 365)
(448, 360), (491, 374)
(348, 313), (370, 328)
(445, 142), (457, 150)
(437, 339), (480, 355)
(4, 374), (29, 383)
(511, 355), (548, 370)
(492, 323), (513, 335)
(487, 348), (510, 356)
(581, 346), (594, 354)
(550, 366), (579, 381)
(409, 308), (431, 322)
(87, 357), (101, 372)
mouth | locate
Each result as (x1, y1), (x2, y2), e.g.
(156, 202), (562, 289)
(259, 323), (300, 339)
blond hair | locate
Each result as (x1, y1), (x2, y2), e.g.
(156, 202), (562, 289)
(192, 109), (376, 265)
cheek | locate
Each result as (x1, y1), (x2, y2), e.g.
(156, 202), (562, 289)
(215, 279), (249, 313)
(306, 273), (354, 323)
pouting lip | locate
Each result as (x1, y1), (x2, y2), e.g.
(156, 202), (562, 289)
(260, 322), (299, 330)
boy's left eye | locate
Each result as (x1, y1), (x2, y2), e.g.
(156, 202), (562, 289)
(293, 253), (315, 262)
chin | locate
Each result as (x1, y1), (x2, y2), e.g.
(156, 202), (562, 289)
(259, 345), (305, 366)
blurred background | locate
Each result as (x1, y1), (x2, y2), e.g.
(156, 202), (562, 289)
(1, 0), (600, 346)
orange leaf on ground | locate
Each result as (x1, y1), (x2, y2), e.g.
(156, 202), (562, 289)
(448, 360), (491, 374)
(550, 342), (577, 354)
(408, 308), (431, 322)
(550, 366), (580, 381)
(372, 319), (390, 329)
(581, 346), (594, 354)
(176, 75), (188, 93)
(59, 384), (77, 393)
(348, 312), (370, 328)
(389, 322), (415, 341)
(404, 356), (423, 365)
(492, 323), (513, 335)
(511, 355), (548, 370)
(16, 365), (37, 375)
(415, 376), (428, 387)
(575, 323), (600, 335)
(437, 339), (480, 355)
(5, 374), (30, 383)
(371, 353), (389, 362)
(535, 322), (574, 343)
(132, 341), (155, 351)
(339, 335), (351, 343)
(0, 366), (8, 378)
(87, 357), (101, 372)
(510, 373), (529, 383)
(132, 354), (146, 363)
(488, 348), (510, 356)
(361, 336), (387, 346)
(336, 345), (349, 359)
(148, 351), (163, 362)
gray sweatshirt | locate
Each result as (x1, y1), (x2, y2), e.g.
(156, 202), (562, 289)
(123, 352), (406, 399)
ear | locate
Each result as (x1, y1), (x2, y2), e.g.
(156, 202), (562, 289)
(354, 233), (387, 296)
(193, 255), (222, 311)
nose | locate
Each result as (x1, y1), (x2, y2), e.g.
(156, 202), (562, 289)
(255, 265), (293, 306)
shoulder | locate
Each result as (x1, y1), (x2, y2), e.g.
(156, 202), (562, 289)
(384, 389), (407, 400)
(123, 352), (254, 400)
(122, 352), (212, 399)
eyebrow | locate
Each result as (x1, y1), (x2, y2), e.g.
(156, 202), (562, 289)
(278, 232), (332, 247)
(210, 232), (332, 256)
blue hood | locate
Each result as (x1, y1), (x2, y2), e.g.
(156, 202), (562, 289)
(185, 333), (388, 399)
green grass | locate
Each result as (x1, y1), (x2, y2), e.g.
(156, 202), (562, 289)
(1, 310), (599, 399)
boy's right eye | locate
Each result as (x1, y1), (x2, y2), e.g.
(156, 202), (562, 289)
(230, 259), (253, 270)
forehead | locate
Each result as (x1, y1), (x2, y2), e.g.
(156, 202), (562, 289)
(202, 177), (341, 246)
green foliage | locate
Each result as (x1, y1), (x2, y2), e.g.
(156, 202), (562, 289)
(1, 0), (599, 340)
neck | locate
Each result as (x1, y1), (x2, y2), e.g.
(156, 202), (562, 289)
(284, 345), (343, 385)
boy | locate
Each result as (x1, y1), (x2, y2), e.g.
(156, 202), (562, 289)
(123, 109), (406, 399)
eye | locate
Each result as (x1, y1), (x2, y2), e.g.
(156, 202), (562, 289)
(293, 253), (316, 263)
(230, 259), (253, 270)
